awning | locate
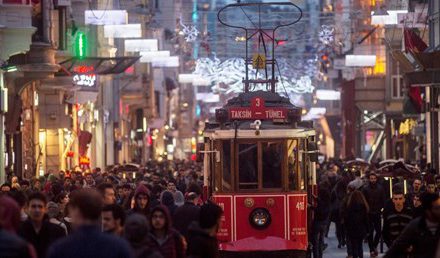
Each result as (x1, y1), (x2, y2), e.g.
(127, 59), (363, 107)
(56, 56), (140, 76)
(405, 70), (440, 86)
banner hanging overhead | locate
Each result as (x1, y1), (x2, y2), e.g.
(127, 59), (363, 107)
(104, 24), (142, 38)
(84, 10), (128, 25)
(125, 39), (158, 52)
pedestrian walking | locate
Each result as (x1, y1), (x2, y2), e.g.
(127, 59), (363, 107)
(173, 192), (200, 239)
(102, 204), (125, 236)
(46, 188), (133, 258)
(186, 202), (222, 258)
(382, 189), (413, 248)
(19, 192), (66, 258)
(97, 183), (117, 205)
(127, 184), (151, 219)
(361, 172), (385, 257)
(385, 192), (440, 258)
(0, 196), (37, 258)
(331, 176), (348, 248)
(148, 205), (185, 258)
(344, 190), (369, 258)
(312, 181), (331, 258)
(124, 214), (163, 258)
(161, 191), (178, 216)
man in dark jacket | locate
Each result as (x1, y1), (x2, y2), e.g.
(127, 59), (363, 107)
(47, 188), (133, 258)
(19, 192), (66, 258)
(173, 192), (200, 239)
(362, 172), (386, 257)
(312, 181), (331, 258)
(187, 202), (222, 258)
(384, 192), (440, 258)
(0, 196), (36, 258)
(382, 190), (413, 248)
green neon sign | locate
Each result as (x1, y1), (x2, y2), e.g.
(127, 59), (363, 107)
(75, 32), (87, 58)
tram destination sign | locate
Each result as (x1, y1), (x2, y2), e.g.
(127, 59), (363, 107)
(228, 97), (288, 120)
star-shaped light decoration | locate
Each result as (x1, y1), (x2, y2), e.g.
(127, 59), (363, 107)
(318, 25), (335, 45)
(179, 19), (200, 42)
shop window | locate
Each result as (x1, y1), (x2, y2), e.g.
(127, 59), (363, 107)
(262, 142), (283, 188)
(238, 144), (258, 190)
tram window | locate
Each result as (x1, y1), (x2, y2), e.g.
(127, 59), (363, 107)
(287, 140), (299, 191)
(222, 140), (232, 191)
(238, 144), (258, 189)
(262, 142), (283, 188)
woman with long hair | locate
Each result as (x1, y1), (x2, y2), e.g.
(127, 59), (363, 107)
(344, 190), (369, 258)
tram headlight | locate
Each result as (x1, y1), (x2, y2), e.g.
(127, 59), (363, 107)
(249, 208), (271, 229)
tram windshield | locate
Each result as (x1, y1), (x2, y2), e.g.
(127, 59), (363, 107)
(216, 139), (305, 192)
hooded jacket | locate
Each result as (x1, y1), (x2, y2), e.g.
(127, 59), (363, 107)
(124, 214), (163, 258)
(128, 184), (151, 218)
(148, 205), (185, 258)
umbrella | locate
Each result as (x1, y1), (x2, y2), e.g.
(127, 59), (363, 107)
(377, 161), (420, 179)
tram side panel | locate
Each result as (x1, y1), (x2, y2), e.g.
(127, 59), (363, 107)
(213, 193), (308, 251)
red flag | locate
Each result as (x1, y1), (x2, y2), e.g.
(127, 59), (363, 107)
(404, 28), (428, 53)
(409, 87), (423, 113)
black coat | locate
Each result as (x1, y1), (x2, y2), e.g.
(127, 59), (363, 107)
(384, 216), (440, 258)
(47, 225), (133, 258)
(344, 203), (369, 238)
(186, 223), (219, 258)
(362, 183), (386, 214)
(0, 229), (34, 258)
(19, 219), (66, 258)
(173, 202), (200, 239)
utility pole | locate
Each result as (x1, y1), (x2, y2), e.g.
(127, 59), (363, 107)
(0, 71), (6, 184)
(428, 0), (440, 172)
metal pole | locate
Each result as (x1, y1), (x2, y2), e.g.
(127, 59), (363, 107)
(0, 71), (5, 184)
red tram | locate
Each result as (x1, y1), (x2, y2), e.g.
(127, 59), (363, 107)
(201, 2), (317, 257)
(202, 92), (318, 257)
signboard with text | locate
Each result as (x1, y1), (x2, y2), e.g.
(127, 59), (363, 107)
(228, 97), (288, 120)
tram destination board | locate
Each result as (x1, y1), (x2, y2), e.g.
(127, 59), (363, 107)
(228, 97), (288, 120)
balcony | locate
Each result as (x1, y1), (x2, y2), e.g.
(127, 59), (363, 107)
(0, 0), (35, 60)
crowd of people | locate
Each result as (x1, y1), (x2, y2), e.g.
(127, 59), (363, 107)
(0, 160), (223, 258)
(313, 161), (440, 258)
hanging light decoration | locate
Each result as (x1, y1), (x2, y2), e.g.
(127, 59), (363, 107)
(179, 19), (200, 42)
(192, 54), (315, 94)
(318, 25), (335, 45)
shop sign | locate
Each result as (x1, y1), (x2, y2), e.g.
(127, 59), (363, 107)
(228, 97), (287, 120)
(72, 65), (96, 87)
(399, 119), (417, 135)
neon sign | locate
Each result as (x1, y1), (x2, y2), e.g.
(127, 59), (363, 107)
(72, 65), (96, 87)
